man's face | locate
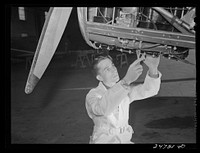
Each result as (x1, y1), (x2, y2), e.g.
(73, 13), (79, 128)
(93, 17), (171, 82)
(96, 58), (119, 87)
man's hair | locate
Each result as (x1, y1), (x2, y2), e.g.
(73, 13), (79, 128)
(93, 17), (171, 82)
(92, 54), (113, 76)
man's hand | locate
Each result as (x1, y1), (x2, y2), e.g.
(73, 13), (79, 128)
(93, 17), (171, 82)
(122, 54), (145, 85)
(143, 54), (160, 78)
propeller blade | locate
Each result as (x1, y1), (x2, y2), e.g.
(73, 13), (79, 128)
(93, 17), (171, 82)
(25, 7), (72, 94)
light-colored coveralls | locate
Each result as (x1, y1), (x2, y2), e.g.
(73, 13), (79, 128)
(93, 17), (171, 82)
(85, 71), (162, 143)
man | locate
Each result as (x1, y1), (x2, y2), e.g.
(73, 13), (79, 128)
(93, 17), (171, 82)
(85, 53), (162, 143)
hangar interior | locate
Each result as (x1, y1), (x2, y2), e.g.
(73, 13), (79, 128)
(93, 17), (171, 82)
(10, 7), (196, 144)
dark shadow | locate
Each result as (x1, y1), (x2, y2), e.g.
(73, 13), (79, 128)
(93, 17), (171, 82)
(129, 96), (196, 122)
(129, 96), (196, 143)
(144, 116), (195, 129)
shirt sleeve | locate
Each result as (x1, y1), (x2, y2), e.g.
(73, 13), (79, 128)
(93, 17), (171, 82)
(86, 81), (129, 116)
(129, 70), (162, 103)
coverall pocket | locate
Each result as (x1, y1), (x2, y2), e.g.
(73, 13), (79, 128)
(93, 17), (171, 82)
(118, 125), (134, 143)
(90, 132), (120, 144)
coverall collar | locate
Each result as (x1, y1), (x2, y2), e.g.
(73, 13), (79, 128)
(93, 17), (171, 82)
(98, 81), (110, 90)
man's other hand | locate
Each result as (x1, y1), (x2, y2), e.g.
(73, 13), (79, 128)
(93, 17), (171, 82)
(144, 54), (160, 77)
(123, 54), (145, 85)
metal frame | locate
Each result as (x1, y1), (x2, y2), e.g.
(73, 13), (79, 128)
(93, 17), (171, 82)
(84, 7), (195, 48)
